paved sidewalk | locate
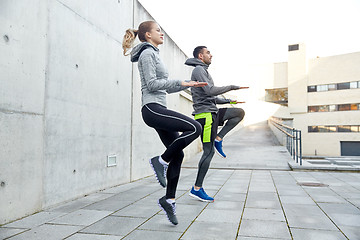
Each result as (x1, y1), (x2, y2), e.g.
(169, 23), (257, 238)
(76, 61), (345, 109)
(1, 122), (360, 240)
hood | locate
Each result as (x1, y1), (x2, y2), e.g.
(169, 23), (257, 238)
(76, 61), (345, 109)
(184, 58), (208, 69)
(130, 42), (158, 62)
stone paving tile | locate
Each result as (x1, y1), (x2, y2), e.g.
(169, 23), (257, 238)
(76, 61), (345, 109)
(7, 224), (83, 240)
(278, 195), (316, 205)
(238, 219), (291, 239)
(137, 214), (190, 233)
(66, 233), (121, 240)
(237, 237), (290, 240)
(111, 203), (159, 218)
(0, 228), (28, 240)
(82, 198), (133, 212)
(205, 200), (244, 211)
(214, 192), (246, 202)
(47, 192), (114, 213)
(286, 213), (339, 231)
(80, 216), (145, 236)
(4, 212), (66, 228)
(173, 204), (206, 217)
(282, 204), (326, 217)
(328, 213), (360, 227)
(181, 222), (239, 240)
(310, 195), (348, 203)
(339, 225), (360, 240)
(122, 229), (182, 240)
(195, 209), (242, 223)
(290, 228), (347, 240)
(48, 209), (112, 226)
(242, 208), (285, 222)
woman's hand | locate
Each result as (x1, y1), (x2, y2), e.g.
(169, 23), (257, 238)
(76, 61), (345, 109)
(182, 81), (208, 87)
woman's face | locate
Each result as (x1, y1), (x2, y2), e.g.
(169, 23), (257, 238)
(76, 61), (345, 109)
(147, 24), (164, 47)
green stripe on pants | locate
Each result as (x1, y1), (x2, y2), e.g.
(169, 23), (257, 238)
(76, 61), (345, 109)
(194, 112), (213, 143)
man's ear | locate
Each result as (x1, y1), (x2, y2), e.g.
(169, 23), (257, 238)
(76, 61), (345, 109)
(198, 52), (204, 60)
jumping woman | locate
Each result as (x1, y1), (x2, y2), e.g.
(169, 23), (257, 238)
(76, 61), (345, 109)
(122, 21), (207, 225)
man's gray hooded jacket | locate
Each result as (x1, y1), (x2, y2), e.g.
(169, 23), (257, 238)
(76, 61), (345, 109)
(185, 58), (239, 115)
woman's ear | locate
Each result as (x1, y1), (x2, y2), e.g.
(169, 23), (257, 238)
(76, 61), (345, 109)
(145, 31), (151, 40)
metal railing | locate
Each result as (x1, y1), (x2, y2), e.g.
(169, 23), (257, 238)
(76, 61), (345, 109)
(269, 117), (302, 165)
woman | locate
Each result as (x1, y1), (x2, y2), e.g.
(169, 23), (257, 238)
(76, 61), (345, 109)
(122, 21), (206, 225)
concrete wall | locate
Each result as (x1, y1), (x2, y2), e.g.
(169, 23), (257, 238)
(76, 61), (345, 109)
(0, 0), (198, 224)
(0, 0), (48, 225)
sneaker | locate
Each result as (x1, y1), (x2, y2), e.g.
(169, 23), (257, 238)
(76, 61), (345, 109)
(189, 187), (214, 202)
(149, 156), (167, 188)
(214, 140), (226, 158)
(158, 196), (178, 225)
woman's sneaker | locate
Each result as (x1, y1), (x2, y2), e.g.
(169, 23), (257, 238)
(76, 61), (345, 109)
(149, 156), (167, 188)
(189, 187), (214, 202)
(158, 196), (178, 225)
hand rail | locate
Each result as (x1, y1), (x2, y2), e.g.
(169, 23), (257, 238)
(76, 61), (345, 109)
(269, 117), (302, 165)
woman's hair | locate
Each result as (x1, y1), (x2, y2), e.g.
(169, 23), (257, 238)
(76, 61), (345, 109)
(122, 20), (156, 56)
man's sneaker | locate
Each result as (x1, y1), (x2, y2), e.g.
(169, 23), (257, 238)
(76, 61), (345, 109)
(149, 156), (167, 188)
(214, 140), (226, 158)
(158, 196), (178, 225)
(189, 187), (214, 202)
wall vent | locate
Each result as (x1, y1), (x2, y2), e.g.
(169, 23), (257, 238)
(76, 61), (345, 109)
(107, 155), (117, 167)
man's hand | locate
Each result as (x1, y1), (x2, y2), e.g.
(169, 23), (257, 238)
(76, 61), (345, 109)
(182, 81), (208, 87)
(230, 101), (246, 104)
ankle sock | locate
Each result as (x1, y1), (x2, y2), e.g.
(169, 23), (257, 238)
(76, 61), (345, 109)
(158, 156), (169, 166)
(166, 198), (175, 204)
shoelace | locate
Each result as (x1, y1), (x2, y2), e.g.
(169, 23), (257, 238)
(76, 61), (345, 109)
(163, 164), (168, 177)
(171, 202), (176, 215)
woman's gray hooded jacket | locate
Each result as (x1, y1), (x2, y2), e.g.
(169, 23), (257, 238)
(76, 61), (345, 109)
(131, 42), (188, 107)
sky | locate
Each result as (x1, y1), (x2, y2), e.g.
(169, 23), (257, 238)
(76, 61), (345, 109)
(137, 0), (360, 86)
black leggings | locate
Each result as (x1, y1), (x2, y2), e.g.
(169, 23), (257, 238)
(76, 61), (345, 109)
(195, 107), (245, 187)
(142, 103), (202, 198)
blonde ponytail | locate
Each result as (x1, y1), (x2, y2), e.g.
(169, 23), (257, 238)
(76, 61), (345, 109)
(122, 29), (138, 56)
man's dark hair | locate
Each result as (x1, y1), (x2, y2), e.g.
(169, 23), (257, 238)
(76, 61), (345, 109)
(193, 46), (207, 58)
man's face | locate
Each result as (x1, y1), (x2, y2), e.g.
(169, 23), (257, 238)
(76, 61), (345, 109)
(199, 48), (212, 65)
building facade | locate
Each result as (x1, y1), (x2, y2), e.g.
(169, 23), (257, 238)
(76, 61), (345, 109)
(267, 43), (360, 157)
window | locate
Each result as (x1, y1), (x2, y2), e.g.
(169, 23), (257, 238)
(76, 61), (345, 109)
(329, 105), (336, 112)
(338, 104), (351, 111)
(337, 82), (350, 90)
(350, 81), (358, 89)
(351, 126), (359, 132)
(338, 125), (351, 132)
(308, 126), (319, 132)
(318, 105), (329, 112)
(289, 44), (299, 51)
(309, 125), (360, 133)
(319, 126), (330, 132)
(317, 85), (328, 92)
(265, 88), (288, 105)
(308, 86), (317, 92)
(328, 126), (337, 132)
(308, 106), (318, 112)
(328, 84), (337, 91)
(351, 104), (358, 110)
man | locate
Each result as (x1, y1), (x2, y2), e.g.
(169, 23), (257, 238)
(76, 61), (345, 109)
(185, 46), (247, 202)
